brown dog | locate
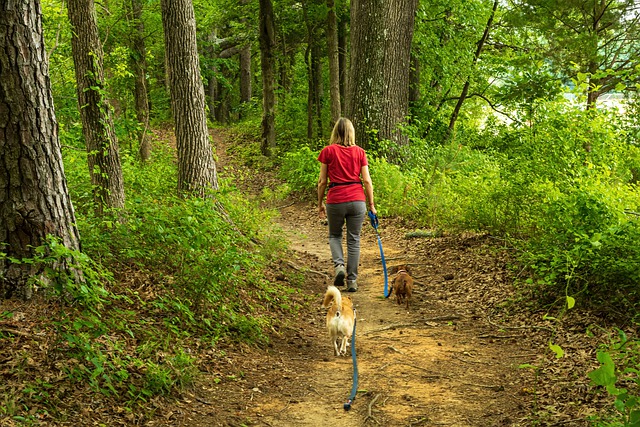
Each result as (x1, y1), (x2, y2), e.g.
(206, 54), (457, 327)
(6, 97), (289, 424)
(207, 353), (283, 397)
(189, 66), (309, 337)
(390, 265), (413, 309)
(322, 285), (355, 356)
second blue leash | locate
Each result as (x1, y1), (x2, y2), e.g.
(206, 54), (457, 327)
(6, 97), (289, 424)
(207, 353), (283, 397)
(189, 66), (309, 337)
(344, 309), (358, 410)
(368, 211), (391, 298)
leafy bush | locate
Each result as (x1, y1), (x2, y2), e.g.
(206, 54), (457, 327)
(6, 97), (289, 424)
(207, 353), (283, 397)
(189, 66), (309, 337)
(278, 146), (319, 197)
(590, 330), (640, 426)
(368, 157), (421, 218)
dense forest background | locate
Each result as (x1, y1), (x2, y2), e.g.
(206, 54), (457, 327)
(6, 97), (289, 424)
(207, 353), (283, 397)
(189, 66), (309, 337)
(2, 0), (640, 425)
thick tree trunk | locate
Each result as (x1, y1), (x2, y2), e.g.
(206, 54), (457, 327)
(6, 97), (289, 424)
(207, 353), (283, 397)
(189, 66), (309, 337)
(346, 0), (386, 150)
(68, 0), (125, 215)
(327, 0), (342, 123)
(259, 0), (276, 156)
(347, 0), (416, 154)
(130, 0), (151, 162)
(380, 0), (417, 153)
(161, 0), (218, 196)
(1, 0), (82, 299)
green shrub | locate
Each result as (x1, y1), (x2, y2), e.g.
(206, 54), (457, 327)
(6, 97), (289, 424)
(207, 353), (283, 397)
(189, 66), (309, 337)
(278, 146), (319, 197)
(590, 330), (640, 427)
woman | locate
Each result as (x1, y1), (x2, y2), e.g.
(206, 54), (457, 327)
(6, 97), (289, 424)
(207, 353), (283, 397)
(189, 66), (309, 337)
(317, 118), (376, 292)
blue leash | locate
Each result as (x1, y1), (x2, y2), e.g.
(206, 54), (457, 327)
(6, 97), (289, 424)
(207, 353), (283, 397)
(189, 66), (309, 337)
(344, 309), (358, 410)
(368, 211), (391, 298)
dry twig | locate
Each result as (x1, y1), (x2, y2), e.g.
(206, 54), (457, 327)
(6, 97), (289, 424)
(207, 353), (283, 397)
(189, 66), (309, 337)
(364, 394), (380, 425)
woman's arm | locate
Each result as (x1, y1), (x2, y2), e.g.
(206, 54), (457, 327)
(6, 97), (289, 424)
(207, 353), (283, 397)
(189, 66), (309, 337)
(361, 165), (376, 215)
(317, 163), (328, 217)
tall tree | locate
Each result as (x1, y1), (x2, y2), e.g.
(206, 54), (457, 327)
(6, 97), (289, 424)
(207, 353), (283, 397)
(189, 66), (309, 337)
(347, 0), (417, 154)
(259, 0), (276, 155)
(302, 0), (324, 140)
(161, 0), (219, 196)
(327, 0), (341, 122)
(239, 0), (252, 116)
(337, 0), (348, 105)
(380, 0), (418, 150)
(1, 0), (82, 299)
(67, 0), (125, 215)
(346, 0), (385, 149)
(128, 0), (152, 162)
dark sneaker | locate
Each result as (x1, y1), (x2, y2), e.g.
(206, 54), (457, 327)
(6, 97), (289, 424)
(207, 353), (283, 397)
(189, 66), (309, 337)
(334, 265), (346, 287)
(346, 280), (357, 292)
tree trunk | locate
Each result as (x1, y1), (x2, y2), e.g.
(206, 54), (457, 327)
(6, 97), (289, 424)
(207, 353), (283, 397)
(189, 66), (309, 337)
(302, 0), (323, 140)
(338, 0), (347, 107)
(327, 0), (342, 123)
(239, 44), (252, 108)
(67, 0), (125, 215)
(206, 31), (218, 122)
(409, 52), (420, 107)
(259, 0), (276, 156)
(1, 0), (82, 299)
(239, 0), (252, 117)
(346, 0), (386, 150)
(161, 0), (219, 196)
(305, 44), (314, 140)
(380, 0), (417, 153)
(313, 43), (323, 138)
(215, 75), (230, 124)
(129, 0), (151, 162)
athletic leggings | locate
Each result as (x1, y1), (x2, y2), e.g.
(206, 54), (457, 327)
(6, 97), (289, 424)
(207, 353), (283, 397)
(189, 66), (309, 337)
(326, 201), (366, 282)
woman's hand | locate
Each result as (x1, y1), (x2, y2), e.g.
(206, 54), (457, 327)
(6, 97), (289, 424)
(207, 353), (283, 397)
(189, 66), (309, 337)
(318, 203), (326, 218)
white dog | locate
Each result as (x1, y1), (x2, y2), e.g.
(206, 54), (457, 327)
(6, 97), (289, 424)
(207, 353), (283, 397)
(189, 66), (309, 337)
(322, 285), (355, 356)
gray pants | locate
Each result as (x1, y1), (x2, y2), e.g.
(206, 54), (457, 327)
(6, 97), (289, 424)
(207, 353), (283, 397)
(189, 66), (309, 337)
(326, 201), (366, 282)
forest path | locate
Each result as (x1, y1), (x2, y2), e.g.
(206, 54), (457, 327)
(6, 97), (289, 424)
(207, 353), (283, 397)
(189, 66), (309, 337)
(181, 129), (541, 426)
(253, 202), (531, 427)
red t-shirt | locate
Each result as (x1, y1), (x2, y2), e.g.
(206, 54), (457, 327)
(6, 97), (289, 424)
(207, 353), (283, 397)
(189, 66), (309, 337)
(318, 144), (368, 204)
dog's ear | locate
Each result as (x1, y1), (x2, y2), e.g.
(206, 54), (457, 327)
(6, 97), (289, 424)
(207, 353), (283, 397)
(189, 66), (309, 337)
(405, 265), (412, 275)
(389, 265), (398, 274)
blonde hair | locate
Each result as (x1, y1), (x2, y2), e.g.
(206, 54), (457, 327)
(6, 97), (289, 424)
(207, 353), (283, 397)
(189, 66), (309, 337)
(329, 117), (356, 147)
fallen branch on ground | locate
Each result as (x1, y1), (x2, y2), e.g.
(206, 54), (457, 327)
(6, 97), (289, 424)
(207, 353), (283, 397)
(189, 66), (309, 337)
(364, 394), (380, 425)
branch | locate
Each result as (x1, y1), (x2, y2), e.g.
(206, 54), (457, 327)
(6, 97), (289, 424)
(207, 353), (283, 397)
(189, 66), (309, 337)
(466, 93), (518, 123)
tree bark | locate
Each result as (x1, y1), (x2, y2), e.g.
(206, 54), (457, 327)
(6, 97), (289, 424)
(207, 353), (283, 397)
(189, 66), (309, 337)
(302, 0), (323, 140)
(161, 0), (219, 196)
(380, 0), (417, 153)
(346, 0), (386, 150)
(67, 0), (125, 215)
(327, 0), (342, 123)
(337, 0), (347, 106)
(1, 0), (82, 299)
(129, 0), (151, 162)
(239, 44), (252, 106)
(409, 52), (421, 107)
(259, 0), (276, 156)
(239, 0), (252, 117)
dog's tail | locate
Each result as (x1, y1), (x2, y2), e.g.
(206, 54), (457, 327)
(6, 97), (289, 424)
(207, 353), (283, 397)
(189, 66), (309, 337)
(322, 285), (342, 315)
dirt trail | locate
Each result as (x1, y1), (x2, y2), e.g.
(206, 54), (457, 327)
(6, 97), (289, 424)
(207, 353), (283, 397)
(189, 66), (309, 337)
(250, 204), (530, 427)
(180, 130), (543, 427)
